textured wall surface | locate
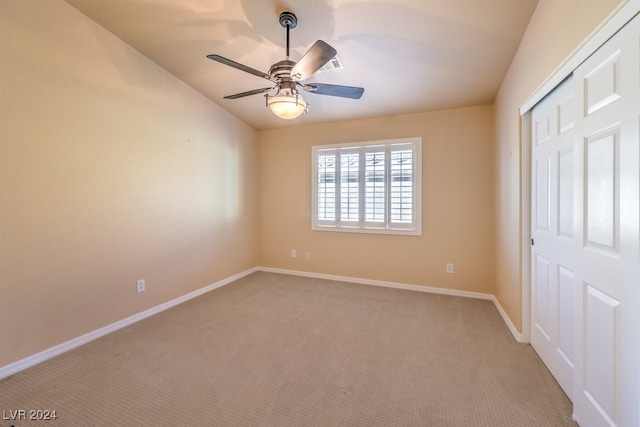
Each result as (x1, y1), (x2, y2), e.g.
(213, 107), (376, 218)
(0, 0), (258, 367)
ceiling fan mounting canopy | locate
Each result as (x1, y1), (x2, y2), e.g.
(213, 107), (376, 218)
(278, 11), (298, 30)
(206, 10), (364, 119)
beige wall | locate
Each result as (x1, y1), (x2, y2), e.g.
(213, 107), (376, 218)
(258, 107), (496, 294)
(494, 0), (628, 332)
(0, 0), (258, 367)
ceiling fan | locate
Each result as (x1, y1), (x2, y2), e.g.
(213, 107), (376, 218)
(206, 11), (364, 120)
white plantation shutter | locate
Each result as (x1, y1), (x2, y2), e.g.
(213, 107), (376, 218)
(390, 145), (414, 224)
(340, 150), (360, 223)
(316, 152), (336, 222)
(364, 148), (386, 223)
(312, 138), (421, 235)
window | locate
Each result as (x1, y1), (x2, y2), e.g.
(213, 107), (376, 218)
(312, 137), (422, 235)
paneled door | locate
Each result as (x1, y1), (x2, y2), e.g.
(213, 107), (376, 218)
(531, 76), (577, 400)
(532, 12), (640, 427)
(571, 13), (640, 427)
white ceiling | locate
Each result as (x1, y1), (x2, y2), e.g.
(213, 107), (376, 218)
(64, 0), (539, 130)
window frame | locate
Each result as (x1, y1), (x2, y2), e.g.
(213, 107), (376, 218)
(311, 137), (422, 236)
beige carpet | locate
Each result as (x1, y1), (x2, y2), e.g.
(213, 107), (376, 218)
(0, 272), (575, 426)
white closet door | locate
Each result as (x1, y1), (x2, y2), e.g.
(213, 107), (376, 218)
(531, 76), (577, 400)
(572, 13), (640, 427)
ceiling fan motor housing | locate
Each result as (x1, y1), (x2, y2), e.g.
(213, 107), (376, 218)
(269, 60), (296, 81)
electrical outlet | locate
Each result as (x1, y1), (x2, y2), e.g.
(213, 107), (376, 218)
(305, 252), (311, 260)
(446, 263), (454, 274)
(291, 249), (297, 258)
(136, 279), (146, 293)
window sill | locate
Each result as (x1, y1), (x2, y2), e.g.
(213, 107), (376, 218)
(312, 224), (422, 236)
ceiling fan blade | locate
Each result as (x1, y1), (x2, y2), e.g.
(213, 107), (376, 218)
(302, 83), (364, 99)
(290, 40), (337, 81)
(223, 87), (274, 99)
(207, 54), (271, 80)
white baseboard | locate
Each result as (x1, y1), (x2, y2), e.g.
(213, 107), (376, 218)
(490, 296), (525, 343)
(257, 266), (496, 300)
(257, 267), (524, 342)
(0, 267), (258, 380)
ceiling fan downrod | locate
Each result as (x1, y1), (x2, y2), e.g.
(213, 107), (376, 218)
(279, 11), (297, 59)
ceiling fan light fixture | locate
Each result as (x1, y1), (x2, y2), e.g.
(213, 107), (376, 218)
(266, 88), (308, 120)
